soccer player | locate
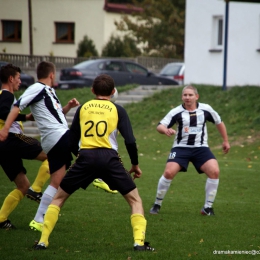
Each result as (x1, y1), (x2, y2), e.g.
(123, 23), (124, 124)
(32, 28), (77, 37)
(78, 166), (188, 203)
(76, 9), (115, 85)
(33, 74), (155, 251)
(0, 64), (49, 229)
(149, 85), (230, 216)
(0, 61), (79, 232)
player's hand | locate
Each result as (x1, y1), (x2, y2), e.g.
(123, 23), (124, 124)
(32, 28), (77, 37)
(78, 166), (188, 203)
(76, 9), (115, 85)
(129, 165), (142, 180)
(26, 113), (34, 121)
(165, 128), (176, 137)
(222, 141), (230, 154)
(68, 98), (80, 108)
(63, 98), (80, 114)
(0, 129), (8, 142)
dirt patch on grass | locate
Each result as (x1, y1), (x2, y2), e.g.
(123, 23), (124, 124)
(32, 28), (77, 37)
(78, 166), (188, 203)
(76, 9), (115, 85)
(212, 133), (260, 150)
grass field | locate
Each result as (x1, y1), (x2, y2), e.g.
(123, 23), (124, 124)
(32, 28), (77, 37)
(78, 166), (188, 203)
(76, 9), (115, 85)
(0, 85), (260, 260)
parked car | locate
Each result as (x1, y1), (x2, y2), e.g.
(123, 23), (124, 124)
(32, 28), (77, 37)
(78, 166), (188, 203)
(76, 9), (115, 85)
(58, 59), (179, 89)
(159, 62), (185, 85)
(0, 61), (35, 89)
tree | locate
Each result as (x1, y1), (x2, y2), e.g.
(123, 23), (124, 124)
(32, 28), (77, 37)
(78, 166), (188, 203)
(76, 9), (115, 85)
(115, 0), (185, 59)
(77, 35), (99, 57)
(101, 35), (141, 57)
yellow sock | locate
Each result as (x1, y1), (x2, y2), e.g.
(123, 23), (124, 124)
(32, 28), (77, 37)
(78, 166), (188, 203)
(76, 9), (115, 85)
(39, 204), (60, 247)
(31, 160), (50, 192)
(0, 189), (23, 222)
(131, 213), (147, 246)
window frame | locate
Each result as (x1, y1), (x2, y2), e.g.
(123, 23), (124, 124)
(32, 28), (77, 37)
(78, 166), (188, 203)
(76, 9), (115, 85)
(217, 18), (223, 46)
(104, 61), (124, 71)
(1, 20), (22, 42)
(257, 15), (260, 52)
(209, 16), (224, 52)
(125, 62), (147, 75)
(55, 22), (75, 43)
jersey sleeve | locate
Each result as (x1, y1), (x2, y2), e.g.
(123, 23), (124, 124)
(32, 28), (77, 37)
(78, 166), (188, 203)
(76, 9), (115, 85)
(159, 106), (181, 128)
(15, 83), (44, 111)
(116, 104), (138, 165)
(0, 91), (26, 121)
(200, 103), (222, 125)
(0, 91), (14, 120)
(69, 105), (82, 156)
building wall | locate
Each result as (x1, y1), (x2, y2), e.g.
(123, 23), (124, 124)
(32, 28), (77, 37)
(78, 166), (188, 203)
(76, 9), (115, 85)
(185, 0), (260, 86)
(0, 0), (123, 57)
(0, 0), (31, 54)
(103, 12), (125, 52)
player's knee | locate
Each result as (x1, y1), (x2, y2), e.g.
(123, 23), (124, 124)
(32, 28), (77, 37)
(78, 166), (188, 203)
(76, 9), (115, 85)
(36, 151), (47, 161)
(163, 170), (175, 180)
(130, 195), (142, 206)
(207, 169), (219, 179)
(17, 181), (30, 195)
(124, 189), (142, 206)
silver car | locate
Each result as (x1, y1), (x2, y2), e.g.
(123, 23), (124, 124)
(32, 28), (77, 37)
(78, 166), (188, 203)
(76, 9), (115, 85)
(159, 62), (185, 85)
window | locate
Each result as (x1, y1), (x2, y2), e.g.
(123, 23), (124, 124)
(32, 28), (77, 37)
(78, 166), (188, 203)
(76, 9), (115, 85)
(210, 16), (223, 51)
(55, 22), (75, 43)
(1, 20), (22, 42)
(258, 15), (260, 52)
(125, 63), (147, 75)
(104, 61), (123, 71)
(217, 18), (223, 46)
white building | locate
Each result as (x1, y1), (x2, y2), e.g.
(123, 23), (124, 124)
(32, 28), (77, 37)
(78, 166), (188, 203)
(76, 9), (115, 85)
(0, 0), (141, 57)
(185, 0), (260, 87)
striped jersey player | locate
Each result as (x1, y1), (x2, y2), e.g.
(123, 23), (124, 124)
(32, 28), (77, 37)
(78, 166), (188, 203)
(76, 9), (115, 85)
(15, 82), (69, 153)
(150, 85), (230, 216)
(161, 102), (222, 148)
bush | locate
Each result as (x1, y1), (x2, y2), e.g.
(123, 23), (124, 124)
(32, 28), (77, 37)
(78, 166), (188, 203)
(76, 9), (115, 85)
(101, 35), (141, 57)
(77, 35), (99, 57)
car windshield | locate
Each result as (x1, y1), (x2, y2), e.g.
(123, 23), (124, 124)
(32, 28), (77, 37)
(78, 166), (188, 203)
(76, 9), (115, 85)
(160, 64), (182, 76)
(74, 60), (97, 69)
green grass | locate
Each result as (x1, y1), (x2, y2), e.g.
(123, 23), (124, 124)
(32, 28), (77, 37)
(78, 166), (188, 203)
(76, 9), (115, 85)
(1, 85), (260, 259)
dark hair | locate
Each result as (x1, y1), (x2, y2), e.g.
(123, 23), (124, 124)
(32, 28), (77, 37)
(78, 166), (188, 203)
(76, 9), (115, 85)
(36, 61), (55, 79)
(0, 63), (21, 83)
(92, 74), (115, 96)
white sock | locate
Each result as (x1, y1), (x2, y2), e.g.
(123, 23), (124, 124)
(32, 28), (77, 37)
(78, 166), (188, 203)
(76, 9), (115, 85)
(34, 185), (57, 223)
(154, 175), (172, 206)
(204, 178), (219, 208)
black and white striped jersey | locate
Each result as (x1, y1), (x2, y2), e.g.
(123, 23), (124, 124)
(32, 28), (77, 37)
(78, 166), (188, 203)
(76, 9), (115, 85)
(159, 103), (222, 148)
(15, 82), (68, 153)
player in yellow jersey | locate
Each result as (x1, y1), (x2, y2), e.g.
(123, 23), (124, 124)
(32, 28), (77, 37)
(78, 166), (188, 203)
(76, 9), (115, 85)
(33, 74), (155, 251)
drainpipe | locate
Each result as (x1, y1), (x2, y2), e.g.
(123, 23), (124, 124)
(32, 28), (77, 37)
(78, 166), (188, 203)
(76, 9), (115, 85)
(28, 0), (33, 55)
(222, 0), (229, 90)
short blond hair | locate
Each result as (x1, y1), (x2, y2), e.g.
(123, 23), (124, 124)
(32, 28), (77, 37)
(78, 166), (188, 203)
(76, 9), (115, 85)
(182, 85), (198, 95)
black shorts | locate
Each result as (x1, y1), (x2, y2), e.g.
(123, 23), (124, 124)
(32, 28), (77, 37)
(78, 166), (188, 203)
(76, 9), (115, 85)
(60, 148), (136, 196)
(0, 133), (43, 181)
(167, 147), (216, 173)
(47, 130), (73, 174)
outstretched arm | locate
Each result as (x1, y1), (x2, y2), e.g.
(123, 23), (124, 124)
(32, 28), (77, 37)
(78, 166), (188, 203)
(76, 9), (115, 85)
(216, 122), (230, 154)
(62, 98), (80, 115)
(0, 106), (20, 141)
